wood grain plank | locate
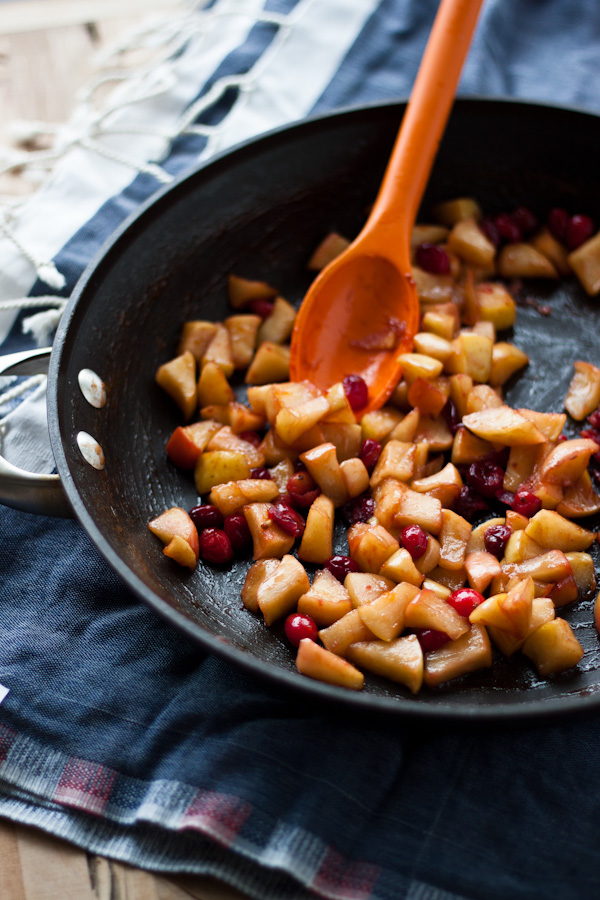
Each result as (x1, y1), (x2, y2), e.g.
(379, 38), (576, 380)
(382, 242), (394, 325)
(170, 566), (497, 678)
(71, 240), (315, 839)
(168, 875), (254, 900)
(111, 860), (163, 900)
(0, 819), (27, 900)
(15, 824), (95, 900)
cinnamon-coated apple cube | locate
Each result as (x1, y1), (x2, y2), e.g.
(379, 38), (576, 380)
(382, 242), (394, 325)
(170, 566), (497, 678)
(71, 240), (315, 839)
(447, 218), (495, 267)
(407, 377), (450, 417)
(523, 509), (595, 552)
(259, 429), (298, 466)
(357, 582), (420, 641)
(502, 442), (547, 492)
(547, 575), (579, 608)
(426, 566), (467, 592)
(521, 618), (583, 675)
(256, 554), (310, 625)
(243, 502), (295, 560)
(398, 352), (444, 385)
(300, 442), (348, 507)
(411, 462), (463, 508)
(200, 404), (230, 425)
(307, 232), (351, 270)
(202, 324), (234, 378)
(388, 408), (421, 442)
(411, 223), (450, 246)
(209, 478), (280, 516)
(320, 423), (363, 462)
(347, 634), (423, 693)
(565, 552), (597, 600)
(392, 487), (443, 535)
(444, 337), (469, 376)
(465, 384), (503, 415)
(245, 342), (290, 384)
(228, 401), (266, 434)
(530, 227), (571, 276)
(462, 405), (546, 446)
(450, 427), (492, 467)
(323, 382), (355, 423)
(297, 568), (353, 626)
(274, 424), (326, 455)
(499, 576), (534, 637)
(360, 407), (404, 442)
(194, 450), (251, 495)
(422, 578), (452, 600)
(476, 283), (516, 330)
(296, 638), (364, 690)
(489, 342), (529, 387)
(517, 409), (566, 442)
(344, 572), (396, 608)
(275, 396), (330, 445)
(424, 624), (492, 687)
(502, 549), (572, 584)
(557, 471), (600, 518)
(502, 530), (543, 564)
(379, 548), (424, 587)
(207, 426), (265, 468)
(563, 361), (600, 421)
(155, 351), (197, 420)
(488, 597), (555, 657)
(298, 494), (335, 564)
(178, 321), (218, 362)
(448, 373), (473, 419)
(227, 274), (277, 309)
(241, 559), (280, 612)
(347, 523), (399, 573)
(340, 457), (370, 498)
(465, 517), (505, 554)
(539, 439), (599, 487)
(505, 510), (529, 531)
(225, 314), (261, 369)
(464, 551), (502, 594)
(319, 609), (375, 656)
(412, 441), (431, 481)
(389, 380), (410, 408)
(245, 384), (270, 415)
(370, 440), (415, 487)
(459, 332), (493, 383)
(433, 197), (482, 225)
(256, 296), (296, 345)
(197, 360), (235, 408)
(372, 478), (408, 533)
(414, 535), (440, 575)
(413, 332), (454, 363)
(265, 380), (321, 423)
(148, 507), (199, 569)
(413, 415), (453, 452)
(568, 229), (600, 295)
(166, 420), (222, 469)
(268, 457), (294, 493)
(421, 310), (456, 341)
(411, 267), (455, 304)
(498, 243), (558, 279)
(438, 509), (472, 571)
(405, 587), (469, 640)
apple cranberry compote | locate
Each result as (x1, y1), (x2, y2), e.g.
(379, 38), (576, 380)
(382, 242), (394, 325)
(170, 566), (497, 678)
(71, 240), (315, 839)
(150, 196), (600, 695)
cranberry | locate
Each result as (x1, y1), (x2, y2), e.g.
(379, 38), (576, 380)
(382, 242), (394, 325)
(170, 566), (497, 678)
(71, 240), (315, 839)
(441, 398), (461, 435)
(565, 214), (594, 251)
(248, 298), (274, 318)
(466, 460), (505, 498)
(342, 495), (376, 526)
(447, 587), (484, 617)
(495, 213), (522, 244)
(287, 471), (320, 508)
(343, 374), (369, 411)
(480, 217), (501, 248)
(547, 207), (570, 242)
(360, 438), (382, 474)
(511, 490), (542, 518)
(251, 466), (272, 479)
(285, 613), (318, 647)
(224, 514), (251, 551)
(400, 524), (428, 559)
(189, 503), (223, 530)
(580, 427), (600, 445)
(484, 523), (512, 559)
(325, 555), (360, 583)
(587, 408), (600, 429)
(415, 628), (452, 652)
(415, 242), (450, 275)
(511, 205), (538, 235)
(239, 431), (261, 447)
(199, 528), (233, 564)
(269, 502), (305, 538)
(454, 485), (490, 520)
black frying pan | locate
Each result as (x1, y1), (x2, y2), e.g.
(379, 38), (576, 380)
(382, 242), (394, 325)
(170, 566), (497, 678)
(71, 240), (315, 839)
(46, 98), (600, 720)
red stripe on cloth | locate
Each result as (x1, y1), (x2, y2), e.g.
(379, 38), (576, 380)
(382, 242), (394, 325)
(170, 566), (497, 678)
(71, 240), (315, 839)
(0, 724), (17, 763)
(180, 789), (251, 846)
(54, 757), (117, 816)
(312, 847), (380, 900)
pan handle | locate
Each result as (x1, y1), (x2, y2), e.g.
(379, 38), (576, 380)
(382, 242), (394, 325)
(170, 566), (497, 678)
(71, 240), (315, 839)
(0, 348), (72, 518)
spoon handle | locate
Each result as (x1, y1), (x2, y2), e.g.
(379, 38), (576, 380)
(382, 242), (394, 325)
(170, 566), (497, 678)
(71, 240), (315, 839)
(368, 0), (484, 245)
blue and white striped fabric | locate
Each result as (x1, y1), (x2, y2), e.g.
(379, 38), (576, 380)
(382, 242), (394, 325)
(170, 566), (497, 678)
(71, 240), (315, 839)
(1, 2), (600, 898)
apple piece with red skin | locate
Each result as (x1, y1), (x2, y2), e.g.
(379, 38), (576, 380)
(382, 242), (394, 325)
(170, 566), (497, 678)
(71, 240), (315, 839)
(166, 420), (222, 469)
(148, 507), (199, 570)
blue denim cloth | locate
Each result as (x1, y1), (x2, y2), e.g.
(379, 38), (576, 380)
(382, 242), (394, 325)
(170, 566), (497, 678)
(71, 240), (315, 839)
(1, 2), (600, 898)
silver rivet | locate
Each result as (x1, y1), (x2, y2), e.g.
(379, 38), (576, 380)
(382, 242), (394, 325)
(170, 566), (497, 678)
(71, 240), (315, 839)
(78, 368), (106, 408)
(77, 431), (105, 470)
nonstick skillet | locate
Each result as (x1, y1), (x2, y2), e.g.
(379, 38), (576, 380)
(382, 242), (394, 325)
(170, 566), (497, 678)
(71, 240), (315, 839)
(5, 98), (600, 720)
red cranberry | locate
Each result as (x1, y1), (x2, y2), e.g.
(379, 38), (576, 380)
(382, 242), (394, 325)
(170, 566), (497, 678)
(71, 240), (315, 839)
(248, 298), (274, 318)
(415, 242), (450, 275)
(447, 587), (484, 617)
(199, 528), (233, 564)
(224, 514), (251, 551)
(495, 213), (522, 244)
(189, 503), (224, 530)
(342, 495), (376, 526)
(511, 490), (542, 518)
(454, 485), (490, 520)
(565, 214), (594, 250)
(484, 523), (512, 559)
(251, 466), (272, 479)
(580, 427), (600, 445)
(238, 431), (261, 447)
(495, 489), (515, 507)
(343, 374), (369, 411)
(360, 438), (382, 474)
(466, 460), (505, 498)
(325, 555), (360, 583)
(415, 628), (452, 652)
(547, 207), (570, 242)
(400, 524), (428, 559)
(287, 471), (320, 508)
(285, 613), (318, 647)
(269, 502), (305, 538)
(587, 408), (600, 429)
(480, 217), (501, 247)
(511, 206), (538, 235)
(441, 398), (461, 435)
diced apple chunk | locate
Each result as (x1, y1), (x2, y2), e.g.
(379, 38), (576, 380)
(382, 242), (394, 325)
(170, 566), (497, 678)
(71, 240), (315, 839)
(297, 569), (353, 626)
(178, 320), (218, 362)
(243, 502), (295, 560)
(356, 582), (420, 641)
(347, 522), (399, 573)
(405, 587), (469, 640)
(197, 360), (234, 407)
(347, 634), (423, 693)
(462, 405), (546, 445)
(339, 457), (370, 498)
(464, 551), (502, 594)
(392, 488), (443, 536)
(296, 638), (364, 690)
(538, 439), (599, 486)
(148, 507), (199, 569)
(497, 243), (558, 279)
(379, 548), (424, 586)
(522, 618), (583, 676)
(194, 450), (251, 495)
(298, 494), (335, 564)
(300, 442), (348, 507)
(411, 462), (463, 508)
(319, 609), (374, 656)
(488, 597), (555, 657)
(370, 440), (415, 487)
(241, 559), (280, 612)
(307, 232), (351, 270)
(155, 351), (197, 420)
(424, 624), (492, 687)
(568, 230), (600, 295)
(209, 478), (280, 515)
(438, 509), (472, 571)
(254, 554), (310, 625)
(257, 296), (296, 345)
(227, 274), (277, 309)
(489, 342), (529, 387)
(344, 572), (396, 607)
(563, 361), (600, 421)
(476, 282), (516, 330)
(447, 218), (495, 267)
(225, 314), (261, 369)
(245, 342), (290, 384)
(523, 509), (596, 552)
(166, 420), (222, 469)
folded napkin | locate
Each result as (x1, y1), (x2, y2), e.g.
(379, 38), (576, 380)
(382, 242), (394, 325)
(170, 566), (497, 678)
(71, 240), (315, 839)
(1, 2), (600, 898)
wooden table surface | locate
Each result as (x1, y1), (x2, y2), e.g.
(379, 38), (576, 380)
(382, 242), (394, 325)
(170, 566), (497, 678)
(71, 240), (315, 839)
(0, 3), (254, 897)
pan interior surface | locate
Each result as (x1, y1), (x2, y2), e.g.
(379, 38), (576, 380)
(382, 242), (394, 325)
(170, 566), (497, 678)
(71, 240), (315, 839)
(49, 99), (600, 719)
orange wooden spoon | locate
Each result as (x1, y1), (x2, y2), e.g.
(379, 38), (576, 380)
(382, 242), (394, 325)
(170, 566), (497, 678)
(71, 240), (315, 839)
(290, 0), (484, 413)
